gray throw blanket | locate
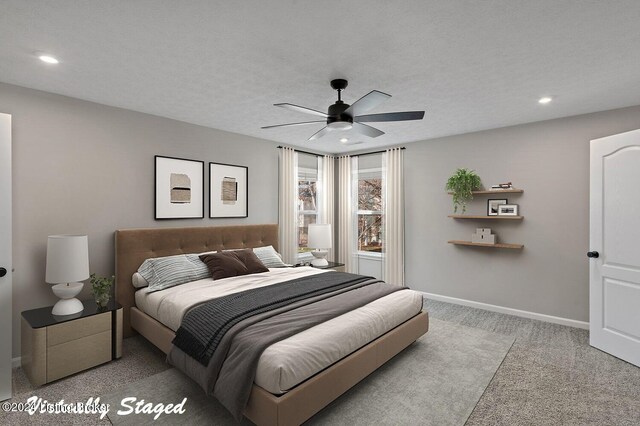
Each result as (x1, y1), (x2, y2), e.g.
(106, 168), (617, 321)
(168, 272), (406, 421)
(173, 272), (374, 365)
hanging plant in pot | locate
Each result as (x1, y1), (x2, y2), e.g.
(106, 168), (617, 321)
(446, 168), (482, 214)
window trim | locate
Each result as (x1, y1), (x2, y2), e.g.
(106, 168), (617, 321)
(356, 251), (383, 259)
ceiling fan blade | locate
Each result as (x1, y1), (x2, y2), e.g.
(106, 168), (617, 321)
(352, 122), (385, 138)
(308, 126), (330, 141)
(261, 120), (325, 129)
(344, 90), (391, 117)
(275, 103), (328, 118)
(355, 111), (425, 123)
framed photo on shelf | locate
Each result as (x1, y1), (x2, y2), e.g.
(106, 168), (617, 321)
(487, 199), (508, 216)
(154, 155), (205, 220)
(498, 204), (519, 216)
(209, 162), (248, 218)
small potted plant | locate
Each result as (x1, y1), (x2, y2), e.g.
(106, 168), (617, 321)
(90, 273), (114, 309)
(446, 168), (482, 214)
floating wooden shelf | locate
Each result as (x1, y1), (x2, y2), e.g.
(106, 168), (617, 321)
(448, 240), (524, 249)
(448, 215), (523, 220)
(447, 188), (524, 195)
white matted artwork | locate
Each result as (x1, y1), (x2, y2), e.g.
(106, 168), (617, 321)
(209, 162), (248, 218)
(155, 155), (204, 219)
(497, 204), (519, 216)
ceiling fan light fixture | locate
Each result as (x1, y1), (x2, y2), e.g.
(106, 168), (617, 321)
(327, 121), (352, 131)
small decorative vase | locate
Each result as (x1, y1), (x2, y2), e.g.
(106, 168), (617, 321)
(94, 292), (110, 309)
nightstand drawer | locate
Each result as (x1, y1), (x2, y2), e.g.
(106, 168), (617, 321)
(47, 330), (111, 382)
(47, 312), (111, 346)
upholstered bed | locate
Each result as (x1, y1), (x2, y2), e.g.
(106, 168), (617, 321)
(115, 224), (429, 426)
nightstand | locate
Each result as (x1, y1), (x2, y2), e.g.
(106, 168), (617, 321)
(21, 299), (122, 386)
(312, 261), (345, 272)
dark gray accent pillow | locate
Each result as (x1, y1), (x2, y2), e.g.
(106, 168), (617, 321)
(233, 249), (270, 274)
(199, 249), (268, 280)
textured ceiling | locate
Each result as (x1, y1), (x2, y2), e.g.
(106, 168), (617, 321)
(1, 1), (640, 154)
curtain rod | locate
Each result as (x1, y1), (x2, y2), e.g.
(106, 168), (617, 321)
(277, 146), (405, 158)
(352, 147), (405, 157)
(277, 146), (323, 157)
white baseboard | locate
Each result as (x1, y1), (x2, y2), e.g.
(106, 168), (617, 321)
(12, 357), (21, 369)
(421, 292), (589, 330)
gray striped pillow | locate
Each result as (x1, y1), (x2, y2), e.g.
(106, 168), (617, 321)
(138, 254), (211, 292)
(253, 246), (288, 268)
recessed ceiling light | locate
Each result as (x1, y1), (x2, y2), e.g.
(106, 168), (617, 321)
(36, 53), (59, 64)
(538, 96), (552, 104)
(340, 138), (349, 143)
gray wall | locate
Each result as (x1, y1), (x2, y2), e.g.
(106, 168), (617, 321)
(4, 80), (640, 357)
(404, 104), (640, 322)
(0, 83), (280, 358)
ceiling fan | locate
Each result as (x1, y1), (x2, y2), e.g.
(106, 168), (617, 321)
(261, 79), (425, 141)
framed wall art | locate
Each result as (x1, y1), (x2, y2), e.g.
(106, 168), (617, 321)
(497, 204), (519, 216)
(487, 199), (508, 216)
(209, 162), (248, 218)
(154, 155), (204, 220)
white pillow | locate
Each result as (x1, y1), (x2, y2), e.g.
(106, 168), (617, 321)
(131, 272), (149, 289)
(253, 245), (288, 268)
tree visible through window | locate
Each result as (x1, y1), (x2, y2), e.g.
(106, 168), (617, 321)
(358, 177), (383, 253)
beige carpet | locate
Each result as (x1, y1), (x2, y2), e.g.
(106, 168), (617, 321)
(100, 318), (513, 425)
(9, 300), (632, 425)
(423, 300), (640, 426)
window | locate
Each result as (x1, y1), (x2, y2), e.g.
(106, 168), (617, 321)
(297, 154), (318, 252)
(357, 155), (383, 254)
(357, 176), (382, 253)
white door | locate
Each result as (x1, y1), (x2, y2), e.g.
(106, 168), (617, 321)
(0, 113), (12, 400)
(590, 129), (640, 367)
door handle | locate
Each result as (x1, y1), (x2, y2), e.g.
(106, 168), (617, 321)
(0, 267), (6, 277)
(587, 251), (599, 259)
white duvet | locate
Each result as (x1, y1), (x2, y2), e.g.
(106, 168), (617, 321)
(135, 267), (423, 393)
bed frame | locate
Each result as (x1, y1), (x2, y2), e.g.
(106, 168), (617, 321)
(115, 224), (429, 426)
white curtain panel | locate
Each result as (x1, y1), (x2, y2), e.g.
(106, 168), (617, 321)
(383, 148), (405, 286)
(338, 155), (355, 272)
(278, 147), (298, 264)
(319, 155), (335, 261)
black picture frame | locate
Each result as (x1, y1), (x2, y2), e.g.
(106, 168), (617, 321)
(154, 155), (205, 220)
(209, 162), (248, 218)
(487, 199), (508, 216)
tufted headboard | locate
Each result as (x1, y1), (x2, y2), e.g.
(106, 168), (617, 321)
(115, 224), (278, 337)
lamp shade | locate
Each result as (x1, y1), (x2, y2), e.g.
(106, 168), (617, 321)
(45, 235), (90, 284)
(307, 224), (332, 249)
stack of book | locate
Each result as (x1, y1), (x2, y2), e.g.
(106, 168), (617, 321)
(490, 182), (513, 190)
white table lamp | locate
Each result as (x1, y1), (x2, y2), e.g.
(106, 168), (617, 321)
(46, 235), (89, 315)
(308, 224), (332, 267)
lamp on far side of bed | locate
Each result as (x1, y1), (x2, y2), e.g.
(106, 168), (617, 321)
(45, 235), (90, 316)
(307, 224), (332, 267)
